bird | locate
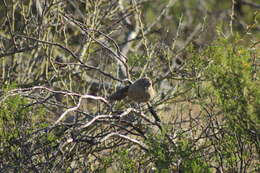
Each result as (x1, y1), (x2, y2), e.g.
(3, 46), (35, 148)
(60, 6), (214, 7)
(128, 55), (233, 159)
(127, 78), (155, 103)
(108, 78), (155, 102)
(108, 77), (160, 122)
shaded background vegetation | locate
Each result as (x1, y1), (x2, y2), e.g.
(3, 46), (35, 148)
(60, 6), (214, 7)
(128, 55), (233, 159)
(0, 0), (259, 172)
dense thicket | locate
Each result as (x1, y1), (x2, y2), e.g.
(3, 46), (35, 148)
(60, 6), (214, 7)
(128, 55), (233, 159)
(0, 0), (259, 172)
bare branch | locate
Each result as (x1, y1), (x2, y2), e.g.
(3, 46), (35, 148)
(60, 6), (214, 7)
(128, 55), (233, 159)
(99, 132), (148, 150)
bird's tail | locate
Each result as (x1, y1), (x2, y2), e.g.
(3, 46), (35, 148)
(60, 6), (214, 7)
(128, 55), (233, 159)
(147, 103), (161, 122)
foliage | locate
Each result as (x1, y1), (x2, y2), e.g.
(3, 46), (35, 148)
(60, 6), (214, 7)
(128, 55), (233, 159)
(0, 0), (259, 172)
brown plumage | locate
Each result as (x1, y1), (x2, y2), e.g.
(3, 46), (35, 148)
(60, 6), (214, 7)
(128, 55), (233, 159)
(107, 85), (129, 101)
(108, 78), (160, 122)
(127, 78), (155, 103)
(108, 78), (155, 103)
